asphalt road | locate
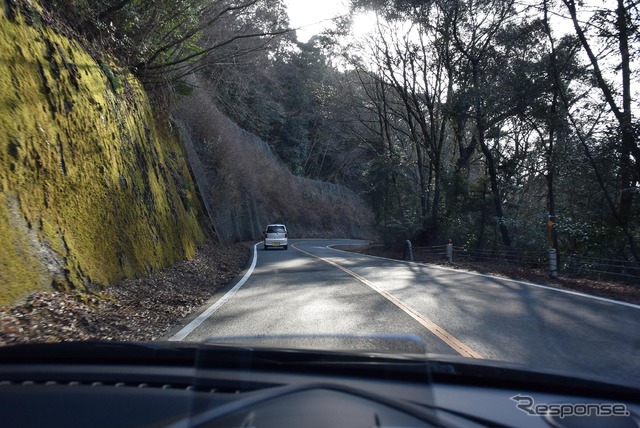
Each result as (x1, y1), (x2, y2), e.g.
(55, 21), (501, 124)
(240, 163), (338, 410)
(169, 239), (640, 385)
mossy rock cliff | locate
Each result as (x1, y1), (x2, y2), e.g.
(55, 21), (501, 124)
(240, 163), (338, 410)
(0, 2), (205, 305)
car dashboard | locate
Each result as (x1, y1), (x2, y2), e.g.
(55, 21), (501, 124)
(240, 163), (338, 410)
(0, 342), (638, 427)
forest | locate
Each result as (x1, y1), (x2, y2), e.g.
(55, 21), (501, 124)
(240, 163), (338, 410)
(48, 0), (639, 266)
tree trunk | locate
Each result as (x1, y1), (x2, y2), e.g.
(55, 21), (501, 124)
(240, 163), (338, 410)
(479, 135), (512, 247)
(543, 0), (560, 255)
(472, 60), (511, 247)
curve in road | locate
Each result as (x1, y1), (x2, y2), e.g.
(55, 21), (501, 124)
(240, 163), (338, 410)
(167, 239), (640, 385)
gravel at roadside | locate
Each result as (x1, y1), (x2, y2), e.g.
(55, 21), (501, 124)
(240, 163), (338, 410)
(0, 241), (252, 346)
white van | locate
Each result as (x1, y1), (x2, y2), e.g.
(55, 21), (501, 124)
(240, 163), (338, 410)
(263, 224), (288, 250)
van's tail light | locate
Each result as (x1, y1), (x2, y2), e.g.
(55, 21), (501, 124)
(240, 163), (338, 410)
(285, 233), (288, 238)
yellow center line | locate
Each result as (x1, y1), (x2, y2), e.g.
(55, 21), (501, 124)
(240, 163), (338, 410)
(292, 243), (483, 359)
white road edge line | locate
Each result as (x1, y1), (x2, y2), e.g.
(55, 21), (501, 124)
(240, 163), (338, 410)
(169, 242), (260, 341)
(328, 245), (640, 310)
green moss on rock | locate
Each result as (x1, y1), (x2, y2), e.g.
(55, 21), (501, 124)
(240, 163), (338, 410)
(0, 5), (204, 305)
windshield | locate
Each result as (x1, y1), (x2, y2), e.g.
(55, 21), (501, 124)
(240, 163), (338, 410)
(1, 0), (640, 392)
(266, 226), (286, 234)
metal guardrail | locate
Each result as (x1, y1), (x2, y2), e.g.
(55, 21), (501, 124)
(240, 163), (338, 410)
(367, 243), (640, 284)
(561, 255), (640, 282)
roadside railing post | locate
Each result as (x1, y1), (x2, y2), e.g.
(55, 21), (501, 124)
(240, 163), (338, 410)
(548, 248), (558, 278)
(446, 240), (453, 263)
(405, 240), (413, 262)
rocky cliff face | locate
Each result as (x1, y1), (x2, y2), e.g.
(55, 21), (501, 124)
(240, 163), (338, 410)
(0, 2), (205, 305)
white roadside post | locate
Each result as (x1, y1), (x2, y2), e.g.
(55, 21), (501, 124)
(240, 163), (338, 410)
(405, 240), (414, 262)
(547, 217), (558, 278)
(548, 248), (558, 279)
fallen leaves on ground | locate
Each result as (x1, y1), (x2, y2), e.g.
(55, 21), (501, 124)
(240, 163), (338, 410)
(0, 241), (251, 346)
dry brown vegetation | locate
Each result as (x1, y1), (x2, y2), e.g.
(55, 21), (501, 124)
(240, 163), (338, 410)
(173, 78), (375, 243)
